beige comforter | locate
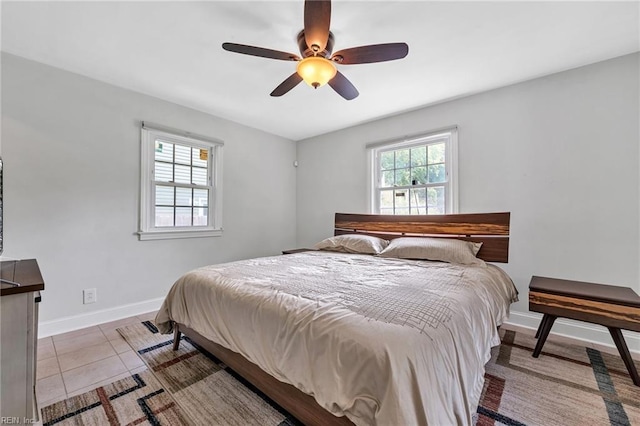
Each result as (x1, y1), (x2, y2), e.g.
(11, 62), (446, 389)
(156, 251), (518, 426)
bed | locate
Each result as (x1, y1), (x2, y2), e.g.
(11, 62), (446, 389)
(155, 212), (518, 425)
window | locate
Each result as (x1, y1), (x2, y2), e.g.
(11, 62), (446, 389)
(369, 128), (458, 215)
(139, 123), (223, 240)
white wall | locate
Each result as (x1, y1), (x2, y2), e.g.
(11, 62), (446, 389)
(1, 53), (297, 334)
(296, 53), (640, 350)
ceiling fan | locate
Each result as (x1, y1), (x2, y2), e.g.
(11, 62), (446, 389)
(222, 0), (409, 100)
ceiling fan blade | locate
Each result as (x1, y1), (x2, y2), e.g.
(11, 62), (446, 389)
(304, 0), (331, 52)
(270, 73), (304, 97)
(328, 71), (359, 100)
(222, 43), (300, 61)
(331, 43), (409, 65)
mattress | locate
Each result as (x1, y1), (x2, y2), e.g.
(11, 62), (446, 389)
(156, 251), (518, 425)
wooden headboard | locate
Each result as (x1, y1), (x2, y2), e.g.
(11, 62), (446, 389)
(334, 212), (510, 263)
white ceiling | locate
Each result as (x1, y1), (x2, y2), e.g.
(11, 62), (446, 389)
(2, 1), (638, 140)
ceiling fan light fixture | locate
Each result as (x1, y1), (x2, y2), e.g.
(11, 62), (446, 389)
(296, 56), (337, 89)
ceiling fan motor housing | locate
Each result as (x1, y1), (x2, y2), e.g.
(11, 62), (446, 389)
(297, 30), (335, 59)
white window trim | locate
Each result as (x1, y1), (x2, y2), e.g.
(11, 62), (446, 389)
(138, 123), (223, 241)
(367, 127), (458, 215)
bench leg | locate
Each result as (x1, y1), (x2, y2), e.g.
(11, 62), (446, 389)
(173, 323), (181, 351)
(535, 314), (550, 339)
(532, 314), (556, 358)
(608, 327), (640, 386)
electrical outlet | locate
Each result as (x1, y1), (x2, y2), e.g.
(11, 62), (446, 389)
(83, 288), (97, 304)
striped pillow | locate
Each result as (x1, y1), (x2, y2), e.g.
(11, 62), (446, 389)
(314, 234), (389, 255)
(379, 237), (484, 265)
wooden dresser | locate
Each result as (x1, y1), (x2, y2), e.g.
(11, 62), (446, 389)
(1, 259), (45, 423)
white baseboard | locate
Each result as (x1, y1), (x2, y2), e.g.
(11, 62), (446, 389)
(505, 310), (640, 354)
(38, 297), (165, 338)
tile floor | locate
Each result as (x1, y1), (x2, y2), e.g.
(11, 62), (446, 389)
(36, 311), (157, 408)
(35, 313), (640, 409)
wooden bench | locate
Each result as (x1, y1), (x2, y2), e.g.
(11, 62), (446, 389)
(529, 275), (640, 386)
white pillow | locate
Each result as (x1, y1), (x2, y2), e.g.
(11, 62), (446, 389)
(314, 234), (389, 255)
(378, 237), (484, 265)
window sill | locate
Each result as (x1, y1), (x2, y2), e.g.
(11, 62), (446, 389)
(137, 228), (223, 241)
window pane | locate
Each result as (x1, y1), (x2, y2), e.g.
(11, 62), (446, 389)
(380, 151), (394, 170)
(192, 167), (207, 186)
(192, 148), (208, 168)
(155, 206), (174, 227)
(380, 190), (393, 210)
(175, 144), (191, 165)
(174, 165), (191, 184)
(144, 128), (219, 234)
(155, 141), (173, 162)
(410, 146), (426, 166)
(176, 187), (192, 206)
(373, 136), (451, 216)
(427, 186), (445, 214)
(409, 188), (426, 214)
(411, 166), (427, 185)
(193, 189), (208, 207)
(428, 143), (445, 164)
(175, 207), (192, 226)
(381, 170), (394, 187)
(394, 189), (408, 210)
(427, 164), (446, 183)
(395, 149), (410, 168)
(193, 208), (208, 226)
(154, 161), (173, 182)
(395, 168), (410, 186)
(430, 206), (445, 215)
(155, 185), (174, 206)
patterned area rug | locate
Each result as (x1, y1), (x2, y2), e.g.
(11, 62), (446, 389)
(40, 368), (190, 425)
(41, 321), (640, 425)
(480, 329), (639, 426)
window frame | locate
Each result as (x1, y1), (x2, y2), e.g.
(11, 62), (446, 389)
(138, 123), (223, 241)
(368, 127), (458, 215)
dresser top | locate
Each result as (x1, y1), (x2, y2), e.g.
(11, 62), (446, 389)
(529, 275), (640, 308)
(0, 259), (45, 296)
